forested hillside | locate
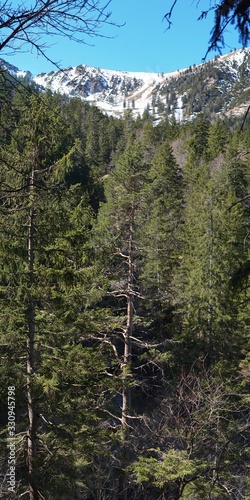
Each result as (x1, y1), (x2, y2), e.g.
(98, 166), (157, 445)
(0, 75), (249, 500)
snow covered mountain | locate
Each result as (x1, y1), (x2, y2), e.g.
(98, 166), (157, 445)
(0, 58), (32, 81)
(33, 65), (176, 118)
(3, 48), (250, 121)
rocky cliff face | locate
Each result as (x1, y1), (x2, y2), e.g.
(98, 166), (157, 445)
(33, 65), (168, 117)
(2, 48), (250, 121)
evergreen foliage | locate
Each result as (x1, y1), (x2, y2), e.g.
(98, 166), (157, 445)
(0, 78), (249, 499)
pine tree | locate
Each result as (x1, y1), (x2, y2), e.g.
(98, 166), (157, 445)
(92, 139), (149, 499)
(139, 140), (183, 339)
(0, 92), (107, 498)
(174, 129), (248, 371)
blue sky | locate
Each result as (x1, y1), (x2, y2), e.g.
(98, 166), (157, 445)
(4, 0), (246, 75)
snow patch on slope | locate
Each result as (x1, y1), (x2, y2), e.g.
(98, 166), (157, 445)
(34, 65), (184, 117)
(2, 47), (250, 120)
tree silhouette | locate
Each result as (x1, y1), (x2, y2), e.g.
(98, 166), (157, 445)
(0, 0), (118, 67)
(165, 1), (249, 58)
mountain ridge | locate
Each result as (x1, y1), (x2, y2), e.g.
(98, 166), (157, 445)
(2, 48), (250, 121)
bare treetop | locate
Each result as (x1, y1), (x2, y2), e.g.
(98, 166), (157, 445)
(0, 0), (118, 66)
(164, 0), (249, 59)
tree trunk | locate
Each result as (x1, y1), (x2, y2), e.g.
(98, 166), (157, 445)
(27, 157), (38, 500)
(119, 210), (134, 500)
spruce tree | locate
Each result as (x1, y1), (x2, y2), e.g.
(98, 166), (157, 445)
(0, 92), (108, 498)
(174, 126), (248, 371)
(92, 139), (149, 499)
(139, 139), (183, 340)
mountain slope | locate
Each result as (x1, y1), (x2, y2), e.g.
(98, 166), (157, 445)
(33, 65), (177, 117)
(2, 48), (250, 121)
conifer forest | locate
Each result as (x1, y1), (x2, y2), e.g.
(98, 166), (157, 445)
(0, 75), (250, 500)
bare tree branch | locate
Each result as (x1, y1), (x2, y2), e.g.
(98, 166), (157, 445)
(0, 0), (121, 66)
(164, 1), (250, 58)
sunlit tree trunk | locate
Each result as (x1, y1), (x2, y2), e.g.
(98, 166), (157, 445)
(26, 152), (38, 500)
(118, 209), (134, 500)
(121, 212), (134, 429)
